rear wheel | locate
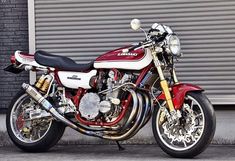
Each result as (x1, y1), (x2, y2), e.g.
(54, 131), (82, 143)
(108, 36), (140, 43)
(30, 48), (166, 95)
(6, 89), (65, 152)
(152, 92), (216, 158)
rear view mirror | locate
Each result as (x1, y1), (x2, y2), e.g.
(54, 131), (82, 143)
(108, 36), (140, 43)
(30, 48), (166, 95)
(130, 19), (141, 31)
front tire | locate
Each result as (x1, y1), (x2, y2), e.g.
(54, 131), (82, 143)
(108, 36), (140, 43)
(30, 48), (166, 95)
(6, 89), (65, 152)
(152, 92), (216, 158)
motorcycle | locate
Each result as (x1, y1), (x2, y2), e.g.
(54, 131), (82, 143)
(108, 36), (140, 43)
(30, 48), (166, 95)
(4, 19), (215, 158)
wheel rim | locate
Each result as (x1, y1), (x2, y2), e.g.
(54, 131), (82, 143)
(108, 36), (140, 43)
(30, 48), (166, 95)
(156, 95), (205, 151)
(10, 94), (52, 143)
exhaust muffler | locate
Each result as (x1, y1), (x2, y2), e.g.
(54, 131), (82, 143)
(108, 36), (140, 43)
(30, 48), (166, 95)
(22, 83), (78, 129)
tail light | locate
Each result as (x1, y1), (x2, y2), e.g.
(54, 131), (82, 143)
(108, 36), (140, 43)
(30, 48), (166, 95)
(10, 55), (16, 64)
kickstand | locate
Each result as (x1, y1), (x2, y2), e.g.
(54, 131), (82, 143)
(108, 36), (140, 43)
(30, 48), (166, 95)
(116, 141), (125, 151)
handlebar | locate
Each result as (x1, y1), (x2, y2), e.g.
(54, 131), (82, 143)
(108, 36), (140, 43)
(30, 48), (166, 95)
(127, 32), (168, 52)
(128, 43), (142, 51)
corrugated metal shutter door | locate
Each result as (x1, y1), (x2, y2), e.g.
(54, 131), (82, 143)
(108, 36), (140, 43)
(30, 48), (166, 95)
(34, 0), (235, 104)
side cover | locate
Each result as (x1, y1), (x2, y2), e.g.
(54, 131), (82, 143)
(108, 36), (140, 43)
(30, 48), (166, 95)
(58, 70), (97, 89)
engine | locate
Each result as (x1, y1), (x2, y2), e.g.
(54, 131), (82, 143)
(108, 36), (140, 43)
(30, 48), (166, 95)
(78, 69), (134, 121)
(79, 93), (111, 120)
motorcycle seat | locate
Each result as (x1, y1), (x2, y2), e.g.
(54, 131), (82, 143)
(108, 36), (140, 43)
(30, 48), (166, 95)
(34, 50), (93, 72)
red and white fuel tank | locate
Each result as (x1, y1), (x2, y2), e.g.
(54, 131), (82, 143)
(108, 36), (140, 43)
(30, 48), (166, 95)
(94, 46), (152, 70)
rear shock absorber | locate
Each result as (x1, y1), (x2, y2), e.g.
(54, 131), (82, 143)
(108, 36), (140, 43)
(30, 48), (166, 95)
(40, 75), (52, 93)
(35, 75), (46, 89)
(35, 74), (53, 94)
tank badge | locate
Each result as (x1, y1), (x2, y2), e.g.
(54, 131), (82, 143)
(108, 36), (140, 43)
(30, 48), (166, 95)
(67, 75), (81, 80)
(117, 52), (138, 56)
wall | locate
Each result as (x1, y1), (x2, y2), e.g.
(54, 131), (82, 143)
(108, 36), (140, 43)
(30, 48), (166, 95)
(0, 0), (29, 110)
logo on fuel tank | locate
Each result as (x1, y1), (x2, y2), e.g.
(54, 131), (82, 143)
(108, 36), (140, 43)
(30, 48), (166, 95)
(117, 52), (138, 56)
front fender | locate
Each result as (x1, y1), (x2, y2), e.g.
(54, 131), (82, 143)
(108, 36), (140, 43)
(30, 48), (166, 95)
(157, 83), (203, 110)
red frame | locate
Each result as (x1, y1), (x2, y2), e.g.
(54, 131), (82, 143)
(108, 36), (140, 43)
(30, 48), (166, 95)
(72, 63), (153, 126)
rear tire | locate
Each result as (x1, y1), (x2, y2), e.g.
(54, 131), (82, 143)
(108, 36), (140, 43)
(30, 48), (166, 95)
(152, 92), (216, 158)
(6, 89), (65, 152)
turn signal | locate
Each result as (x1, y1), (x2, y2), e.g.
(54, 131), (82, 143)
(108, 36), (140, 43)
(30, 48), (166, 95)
(10, 55), (16, 64)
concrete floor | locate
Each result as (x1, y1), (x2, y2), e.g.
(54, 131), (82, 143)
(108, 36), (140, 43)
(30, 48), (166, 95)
(1, 110), (235, 144)
(0, 145), (235, 161)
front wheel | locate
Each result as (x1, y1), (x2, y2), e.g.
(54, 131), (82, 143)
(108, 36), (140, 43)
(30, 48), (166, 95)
(6, 89), (65, 152)
(152, 92), (216, 158)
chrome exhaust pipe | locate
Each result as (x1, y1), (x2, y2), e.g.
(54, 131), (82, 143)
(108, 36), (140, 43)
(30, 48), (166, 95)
(22, 83), (102, 137)
(103, 91), (152, 141)
(118, 89), (138, 131)
(141, 93), (153, 127)
(103, 92), (144, 141)
(125, 92), (151, 139)
(22, 83), (78, 129)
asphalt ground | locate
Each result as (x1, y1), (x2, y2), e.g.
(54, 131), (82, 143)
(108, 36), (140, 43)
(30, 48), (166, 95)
(0, 144), (235, 161)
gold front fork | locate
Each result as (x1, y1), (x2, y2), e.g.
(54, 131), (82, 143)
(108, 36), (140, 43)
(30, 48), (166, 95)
(172, 68), (179, 84)
(152, 53), (175, 112)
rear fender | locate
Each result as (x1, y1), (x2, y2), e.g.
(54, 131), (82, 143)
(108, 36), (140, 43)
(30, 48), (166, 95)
(15, 50), (44, 67)
(157, 83), (203, 110)
(4, 51), (46, 74)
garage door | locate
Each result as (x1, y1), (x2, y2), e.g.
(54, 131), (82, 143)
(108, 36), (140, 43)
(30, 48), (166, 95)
(32, 0), (235, 104)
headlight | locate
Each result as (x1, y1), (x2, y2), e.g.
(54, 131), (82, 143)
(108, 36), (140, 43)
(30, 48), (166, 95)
(166, 34), (181, 56)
